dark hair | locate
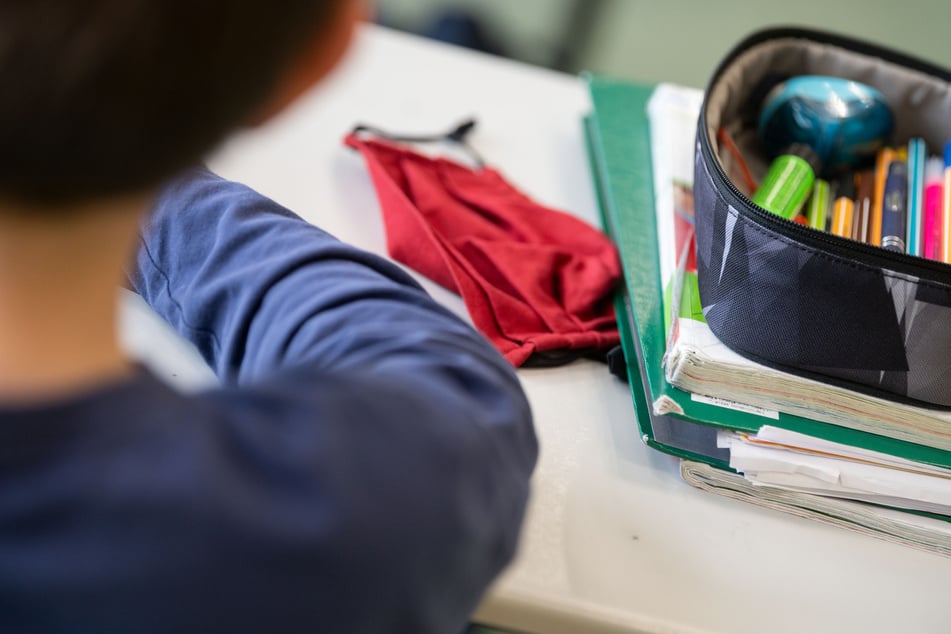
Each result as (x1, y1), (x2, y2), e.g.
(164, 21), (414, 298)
(0, 0), (339, 205)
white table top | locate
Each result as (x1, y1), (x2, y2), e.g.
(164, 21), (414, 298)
(125, 24), (951, 634)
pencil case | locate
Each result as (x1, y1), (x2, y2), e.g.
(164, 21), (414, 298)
(694, 27), (951, 408)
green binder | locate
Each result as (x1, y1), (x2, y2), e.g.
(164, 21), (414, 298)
(583, 74), (951, 471)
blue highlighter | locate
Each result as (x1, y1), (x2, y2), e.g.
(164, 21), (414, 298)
(758, 76), (894, 174)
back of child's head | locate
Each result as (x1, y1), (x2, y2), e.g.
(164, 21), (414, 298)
(0, 0), (344, 206)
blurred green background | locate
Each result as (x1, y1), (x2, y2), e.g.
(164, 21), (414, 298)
(375, 0), (951, 87)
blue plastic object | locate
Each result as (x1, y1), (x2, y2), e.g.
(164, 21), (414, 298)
(758, 75), (894, 174)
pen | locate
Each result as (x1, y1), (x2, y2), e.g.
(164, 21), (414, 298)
(881, 160), (908, 253)
(906, 138), (926, 257)
(923, 157), (943, 260)
(831, 176), (855, 238)
(871, 147), (897, 245)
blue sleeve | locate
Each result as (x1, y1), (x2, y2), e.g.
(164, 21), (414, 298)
(127, 168), (537, 633)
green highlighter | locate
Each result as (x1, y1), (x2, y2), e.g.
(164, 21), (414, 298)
(751, 144), (817, 220)
(806, 178), (831, 230)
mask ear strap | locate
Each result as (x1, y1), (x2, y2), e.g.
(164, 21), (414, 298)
(351, 119), (485, 168)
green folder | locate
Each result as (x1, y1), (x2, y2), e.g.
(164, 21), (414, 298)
(583, 74), (951, 471)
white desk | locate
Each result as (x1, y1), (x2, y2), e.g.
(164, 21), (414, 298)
(126, 25), (951, 634)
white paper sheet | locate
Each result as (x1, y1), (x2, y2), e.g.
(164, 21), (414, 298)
(719, 429), (951, 515)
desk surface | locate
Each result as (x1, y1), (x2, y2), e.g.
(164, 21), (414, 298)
(130, 24), (951, 634)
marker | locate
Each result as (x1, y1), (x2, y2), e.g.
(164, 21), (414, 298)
(881, 160), (908, 253)
(924, 157), (944, 260)
(806, 179), (831, 231)
(906, 138), (926, 256)
(944, 141), (951, 263)
(831, 176), (855, 238)
(751, 144), (817, 219)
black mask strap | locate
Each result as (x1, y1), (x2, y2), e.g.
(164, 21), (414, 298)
(350, 119), (485, 168)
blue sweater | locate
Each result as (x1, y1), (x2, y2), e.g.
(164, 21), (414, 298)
(0, 170), (537, 633)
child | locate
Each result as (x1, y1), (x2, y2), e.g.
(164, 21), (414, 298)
(0, 2), (537, 633)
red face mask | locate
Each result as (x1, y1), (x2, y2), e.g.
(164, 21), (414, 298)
(344, 121), (621, 367)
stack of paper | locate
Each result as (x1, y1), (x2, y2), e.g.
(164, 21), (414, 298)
(681, 460), (951, 557)
(667, 315), (951, 452)
(719, 426), (951, 515)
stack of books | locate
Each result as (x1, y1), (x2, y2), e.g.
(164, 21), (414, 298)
(584, 76), (951, 556)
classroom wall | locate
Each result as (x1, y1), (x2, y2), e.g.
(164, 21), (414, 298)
(377, 0), (951, 88)
(578, 0), (951, 88)
(375, 0), (578, 67)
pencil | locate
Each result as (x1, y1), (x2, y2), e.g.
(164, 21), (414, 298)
(855, 169), (875, 243)
(832, 176), (855, 239)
